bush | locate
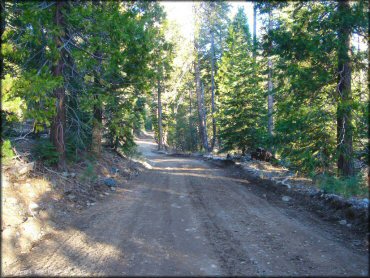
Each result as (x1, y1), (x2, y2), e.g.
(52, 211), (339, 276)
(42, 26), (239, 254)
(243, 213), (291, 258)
(315, 173), (368, 198)
(32, 139), (59, 166)
(1, 139), (15, 165)
(81, 161), (97, 183)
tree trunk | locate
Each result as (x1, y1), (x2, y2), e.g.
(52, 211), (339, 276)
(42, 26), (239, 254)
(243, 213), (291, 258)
(210, 27), (216, 151)
(157, 78), (163, 150)
(194, 41), (209, 152)
(253, 2), (257, 61)
(0, 0), (5, 79)
(50, 1), (66, 170)
(91, 64), (102, 156)
(91, 1), (103, 157)
(267, 6), (274, 142)
(336, 0), (354, 176)
(91, 102), (102, 156)
(188, 77), (194, 150)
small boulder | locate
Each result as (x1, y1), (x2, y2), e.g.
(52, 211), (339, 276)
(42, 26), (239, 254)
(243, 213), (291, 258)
(339, 219), (347, 225)
(28, 202), (39, 214)
(282, 196), (291, 202)
(104, 178), (117, 187)
(110, 167), (119, 175)
(18, 162), (35, 175)
(67, 194), (76, 200)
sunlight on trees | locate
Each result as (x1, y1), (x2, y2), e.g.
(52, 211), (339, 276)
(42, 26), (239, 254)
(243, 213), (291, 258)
(2, 1), (368, 184)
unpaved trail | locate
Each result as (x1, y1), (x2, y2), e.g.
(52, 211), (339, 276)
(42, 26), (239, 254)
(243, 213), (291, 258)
(4, 137), (368, 276)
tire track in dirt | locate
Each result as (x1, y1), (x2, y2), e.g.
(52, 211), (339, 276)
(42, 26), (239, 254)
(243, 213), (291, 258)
(3, 137), (368, 276)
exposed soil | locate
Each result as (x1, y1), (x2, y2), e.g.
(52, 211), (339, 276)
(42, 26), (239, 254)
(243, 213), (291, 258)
(2, 136), (368, 276)
(1, 140), (143, 270)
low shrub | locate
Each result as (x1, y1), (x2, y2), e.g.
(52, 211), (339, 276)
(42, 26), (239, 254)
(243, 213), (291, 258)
(32, 138), (59, 166)
(315, 173), (368, 198)
(80, 161), (98, 183)
(1, 139), (15, 165)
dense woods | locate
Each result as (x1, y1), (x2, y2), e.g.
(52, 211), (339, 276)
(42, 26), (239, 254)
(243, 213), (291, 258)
(2, 1), (368, 195)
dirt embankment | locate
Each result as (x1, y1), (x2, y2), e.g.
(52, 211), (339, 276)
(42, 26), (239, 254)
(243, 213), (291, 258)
(2, 143), (144, 269)
(200, 154), (369, 233)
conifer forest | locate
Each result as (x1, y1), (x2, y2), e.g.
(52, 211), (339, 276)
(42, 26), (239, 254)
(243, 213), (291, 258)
(1, 1), (369, 276)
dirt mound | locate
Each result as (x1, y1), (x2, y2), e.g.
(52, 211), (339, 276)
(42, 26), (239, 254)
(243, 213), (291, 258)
(1, 146), (144, 269)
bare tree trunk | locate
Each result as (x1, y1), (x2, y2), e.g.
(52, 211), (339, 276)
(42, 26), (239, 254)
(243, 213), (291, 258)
(91, 62), (103, 156)
(91, 2), (103, 157)
(91, 58), (103, 156)
(91, 101), (102, 156)
(189, 78), (194, 150)
(0, 0), (5, 80)
(50, 1), (66, 170)
(195, 41), (209, 152)
(157, 78), (163, 150)
(253, 2), (257, 61)
(267, 7), (274, 142)
(210, 27), (216, 151)
(337, 0), (354, 176)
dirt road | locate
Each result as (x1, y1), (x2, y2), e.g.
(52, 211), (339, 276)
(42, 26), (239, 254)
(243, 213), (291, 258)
(4, 137), (368, 276)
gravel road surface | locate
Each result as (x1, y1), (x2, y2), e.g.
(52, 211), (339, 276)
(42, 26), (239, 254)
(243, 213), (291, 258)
(4, 137), (368, 276)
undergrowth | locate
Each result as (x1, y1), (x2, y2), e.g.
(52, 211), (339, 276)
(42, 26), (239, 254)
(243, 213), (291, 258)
(32, 138), (59, 166)
(1, 139), (15, 165)
(80, 161), (98, 183)
(315, 173), (368, 198)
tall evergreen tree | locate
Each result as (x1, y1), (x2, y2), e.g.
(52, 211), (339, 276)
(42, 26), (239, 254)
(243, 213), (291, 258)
(217, 8), (266, 155)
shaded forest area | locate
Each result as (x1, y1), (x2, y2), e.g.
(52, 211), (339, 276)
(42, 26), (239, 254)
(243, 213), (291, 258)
(1, 1), (369, 197)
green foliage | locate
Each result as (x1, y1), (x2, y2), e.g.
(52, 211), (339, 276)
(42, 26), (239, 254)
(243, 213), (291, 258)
(1, 140), (15, 165)
(262, 1), (368, 175)
(80, 161), (98, 183)
(217, 8), (267, 154)
(32, 139), (59, 166)
(315, 173), (368, 198)
(3, 1), (170, 162)
(3, 0), (368, 198)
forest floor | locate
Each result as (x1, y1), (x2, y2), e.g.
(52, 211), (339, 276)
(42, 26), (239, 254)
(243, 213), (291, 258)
(2, 134), (369, 276)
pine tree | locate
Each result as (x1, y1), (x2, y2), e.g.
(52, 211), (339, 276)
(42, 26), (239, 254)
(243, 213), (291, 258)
(217, 8), (266, 155)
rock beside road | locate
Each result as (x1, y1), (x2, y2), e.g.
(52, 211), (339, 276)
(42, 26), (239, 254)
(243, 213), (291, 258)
(104, 178), (117, 187)
(282, 196), (292, 202)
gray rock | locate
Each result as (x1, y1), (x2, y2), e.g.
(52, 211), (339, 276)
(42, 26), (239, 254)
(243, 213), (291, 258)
(282, 196), (291, 202)
(110, 167), (119, 174)
(104, 178), (117, 187)
(28, 203), (40, 215)
(339, 219), (347, 225)
(67, 194), (76, 200)
(18, 162), (35, 175)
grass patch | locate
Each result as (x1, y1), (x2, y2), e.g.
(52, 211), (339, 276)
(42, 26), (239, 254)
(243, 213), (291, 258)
(315, 173), (368, 198)
(1, 139), (15, 165)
